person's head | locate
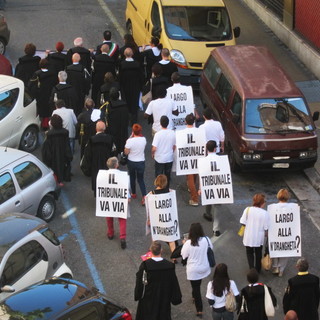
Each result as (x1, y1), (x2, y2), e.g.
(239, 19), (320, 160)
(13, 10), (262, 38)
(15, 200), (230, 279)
(72, 53), (81, 63)
(55, 41), (64, 52)
(212, 263), (231, 296)
(103, 30), (112, 41)
(171, 72), (180, 84)
(104, 72), (115, 83)
(24, 43), (36, 56)
(150, 241), (162, 256)
(277, 188), (290, 202)
(150, 37), (162, 50)
(132, 123), (142, 136)
(247, 268), (259, 284)
(206, 140), (217, 153)
(296, 258), (309, 272)
(58, 71), (67, 82)
(107, 156), (119, 169)
(96, 120), (106, 133)
(284, 310), (298, 320)
(152, 63), (162, 77)
(123, 34), (135, 46)
(101, 43), (110, 54)
(39, 58), (49, 69)
(252, 193), (266, 208)
(188, 222), (205, 246)
(156, 86), (167, 99)
(109, 87), (119, 101)
(185, 113), (195, 126)
(84, 98), (95, 109)
(161, 48), (170, 59)
(203, 108), (213, 120)
(124, 47), (133, 58)
(50, 114), (63, 129)
(55, 99), (65, 109)
(74, 37), (83, 47)
(154, 174), (167, 189)
(160, 115), (169, 129)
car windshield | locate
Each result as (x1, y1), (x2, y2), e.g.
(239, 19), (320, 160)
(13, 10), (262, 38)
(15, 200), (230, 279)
(245, 98), (314, 134)
(163, 6), (232, 41)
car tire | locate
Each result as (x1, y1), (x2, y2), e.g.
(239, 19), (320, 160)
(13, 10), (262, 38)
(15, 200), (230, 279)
(228, 146), (241, 173)
(19, 126), (39, 152)
(126, 21), (133, 35)
(60, 273), (73, 279)
(37, 194), (56, 222)
(0, 38), (6, 55)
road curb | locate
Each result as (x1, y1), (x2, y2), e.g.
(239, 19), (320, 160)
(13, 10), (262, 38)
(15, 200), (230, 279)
(304, 167), (320, 193)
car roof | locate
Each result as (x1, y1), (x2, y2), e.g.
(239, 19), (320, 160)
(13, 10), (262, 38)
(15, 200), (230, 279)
(161, 0), (226, 6)
(0, 147), (31, 170)
(0, 278), (98, 319)
(0, 213), (46, 259)
(210, 45), (303, 99)
(0, 75), (22, 89)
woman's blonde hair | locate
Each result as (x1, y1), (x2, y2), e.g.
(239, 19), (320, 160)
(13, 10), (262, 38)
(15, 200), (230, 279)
(154, 174), (167, 189)
(277, 188), (290, 202)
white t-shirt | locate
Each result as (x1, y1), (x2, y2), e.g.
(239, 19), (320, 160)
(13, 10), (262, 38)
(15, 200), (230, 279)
(145, 97), (177, 132)
(152, 129), (176, 163)
(199, 119), (224, 153)
(206, 280), (239, 308)
(181, 237), (213, 281)
(125, 136), (146, 162)
(52, 107), (77, 138)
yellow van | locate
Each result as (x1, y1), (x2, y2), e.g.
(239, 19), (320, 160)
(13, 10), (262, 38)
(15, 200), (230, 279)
(125, 0), (240, 85)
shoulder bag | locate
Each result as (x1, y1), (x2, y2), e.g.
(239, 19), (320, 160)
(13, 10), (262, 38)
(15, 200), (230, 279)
(261, 239), (272, 271)
(238, 294), (249, 320)
(205, 237), (216, 268)
(225, 286), (237, 312)
(264, 284), (275, 317)
(141, 261), (148, 299)
(238, 207), (250, 236)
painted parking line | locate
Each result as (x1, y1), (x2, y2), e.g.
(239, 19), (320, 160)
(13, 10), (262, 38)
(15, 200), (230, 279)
(60, 191), (106, 294)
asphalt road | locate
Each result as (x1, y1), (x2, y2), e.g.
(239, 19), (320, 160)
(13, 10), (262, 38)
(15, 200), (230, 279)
(3, 1), (320, 319)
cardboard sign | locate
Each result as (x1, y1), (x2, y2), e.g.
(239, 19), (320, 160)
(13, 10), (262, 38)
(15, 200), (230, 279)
(198, 154), (233, 205)
(146, 190), (180, 242)
(176, 128), (206, 175)
(95, 169), (129, 219)
(267, 203), (301, 258)
(167, 85), (194, 130)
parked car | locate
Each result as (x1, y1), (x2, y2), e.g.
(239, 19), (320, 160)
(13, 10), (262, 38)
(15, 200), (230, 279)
(0, 213), (73, 301)
(0, 75), (40, 152)
(0, 54), (12, 75)
(0, 146), (60, 221)
(0, 277), (132, 319)
(0, 14), (10, 55)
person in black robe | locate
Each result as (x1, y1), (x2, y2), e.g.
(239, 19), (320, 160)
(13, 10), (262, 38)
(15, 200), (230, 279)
(47, 41), (67, 75)
(119, 33), (141, 63)
(50, 71), (79, 115)
(29, 59), (57, 130)
(97, 72), (120, 107)
(150, 63), (170, 100)
(15, 43), (41, 86)
(82, 120), (114, 196)
(119, 48), (144, 125)
(91, 44), (116, 106)
(66, 37), (92, 73)
(95, 30), (119, 63)
(155, 48), (178, 85)
(42, 114), (72, 185)
(134, 241), (182, 320)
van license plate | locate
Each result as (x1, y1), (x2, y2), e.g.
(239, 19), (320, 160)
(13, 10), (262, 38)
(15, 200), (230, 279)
(273, 163), (289, 168)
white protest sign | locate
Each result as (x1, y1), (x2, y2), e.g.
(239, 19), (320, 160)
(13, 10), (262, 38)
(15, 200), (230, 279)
(176, 128), (206, 175)
(95, 169), (129, 219)
(198, 154), (233, 205)
(267, 203), (301, 258)
(167, 84), (194, 130)
(146, 190), (180, 242)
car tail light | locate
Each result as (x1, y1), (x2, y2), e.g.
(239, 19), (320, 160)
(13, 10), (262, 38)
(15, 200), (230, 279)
(119, 312), (132, 320)
(53, 173), (58, 183)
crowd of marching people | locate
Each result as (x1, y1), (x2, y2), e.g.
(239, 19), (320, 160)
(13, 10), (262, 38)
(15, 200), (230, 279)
(11, 31), (319, 320)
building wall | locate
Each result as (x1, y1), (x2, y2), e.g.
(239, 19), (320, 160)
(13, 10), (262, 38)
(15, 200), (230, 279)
(295, 0), (320, 49)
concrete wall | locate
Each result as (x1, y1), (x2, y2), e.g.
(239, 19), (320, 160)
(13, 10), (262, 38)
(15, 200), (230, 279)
(241, 0), (320, 80)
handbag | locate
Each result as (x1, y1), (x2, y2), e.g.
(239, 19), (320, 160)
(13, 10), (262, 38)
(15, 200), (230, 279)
(264, 284), (275, 317)
(205, 236), (216, 268)
(238, 295), (249, 320)
(261, 238), (272, 271)
(238, 207), (250, 236)
(141, 261), (148, 299)
(225, 287), (237, 312)
(141, 79), (152, 106)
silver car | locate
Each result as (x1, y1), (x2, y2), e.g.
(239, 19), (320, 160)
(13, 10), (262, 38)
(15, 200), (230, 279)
(0, 213), (73, 301)
(0, 146), (60, 221)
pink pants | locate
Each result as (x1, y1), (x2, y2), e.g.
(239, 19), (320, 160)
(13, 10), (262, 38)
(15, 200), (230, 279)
(106, 217), (127, 239)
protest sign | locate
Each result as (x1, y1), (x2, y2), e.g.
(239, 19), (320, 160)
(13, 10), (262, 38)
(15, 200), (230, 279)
(176, 128), (206, 175)
(198, 154), (233, 205)
(146, 190), (180, 242)
(95, 169), (129, 219)
(268, 203), (301, 258)
(167, 84), (194, 130)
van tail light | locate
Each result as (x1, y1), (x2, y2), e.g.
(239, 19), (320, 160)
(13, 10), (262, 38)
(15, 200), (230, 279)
(53, 173), (58, 183)
(120, 311), (132, 320)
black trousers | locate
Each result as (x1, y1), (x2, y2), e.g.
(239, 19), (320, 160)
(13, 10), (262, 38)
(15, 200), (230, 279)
(190, 279), (203, 312)
(246, 246), (263, 272)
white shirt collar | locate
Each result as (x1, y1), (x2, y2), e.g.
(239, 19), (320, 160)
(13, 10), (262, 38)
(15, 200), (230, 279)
(152, 257), (163, 261)
(125, 58), (134, 61)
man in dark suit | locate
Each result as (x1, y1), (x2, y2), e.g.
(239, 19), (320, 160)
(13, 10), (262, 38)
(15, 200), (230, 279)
(96, 30), (119, 63)
(283, 258), (320, 320)
(66, 37), (92, 73)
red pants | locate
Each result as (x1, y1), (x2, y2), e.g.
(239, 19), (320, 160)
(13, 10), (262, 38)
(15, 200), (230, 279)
(106, 217), (127, 239)
(187, 174), (198, 202)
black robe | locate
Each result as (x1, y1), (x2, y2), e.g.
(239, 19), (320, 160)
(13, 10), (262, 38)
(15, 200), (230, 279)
(134, 258), (182, 320)
(47, 52), (67, 74)
(50, 83), (79, 115)
(140, 49), (161, 80)
(15, 55), (41, 86)
(66, 46), (92, 73)
(42, 128), (72, 183)
(97, 81), (120, 106)
(119, 44), (141, 64)
(155, 61), (178, 85)
(151, 75), (170, 100)
(96, 40), (119, 63)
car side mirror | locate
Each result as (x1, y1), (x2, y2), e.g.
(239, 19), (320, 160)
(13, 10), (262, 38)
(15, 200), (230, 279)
(233, 26), (241, 38)
(152, 26), (162, 38)
(313, 111), (319, 121)
(0, 285), (15, 293)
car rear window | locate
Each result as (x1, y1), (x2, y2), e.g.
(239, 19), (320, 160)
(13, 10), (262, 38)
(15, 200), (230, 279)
(13, 161), (42, 190)
(0, 172), (16, 204)
(40, 228), (60, 246)
(0, 88), (19, 121)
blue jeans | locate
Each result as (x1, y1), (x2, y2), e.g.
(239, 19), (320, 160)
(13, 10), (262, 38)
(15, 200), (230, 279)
(212, 309), (234, 320)
(127, 160), (146, 196)
(154, 161), (173, 188)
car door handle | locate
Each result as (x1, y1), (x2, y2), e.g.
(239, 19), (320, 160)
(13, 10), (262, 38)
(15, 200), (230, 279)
(16, 116), (23, 121)
(15, 201), (20, 206)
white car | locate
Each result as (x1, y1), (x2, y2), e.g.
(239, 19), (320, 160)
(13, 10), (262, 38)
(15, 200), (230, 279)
(0, 147), (60, 221)
(0, 75), (40, 152)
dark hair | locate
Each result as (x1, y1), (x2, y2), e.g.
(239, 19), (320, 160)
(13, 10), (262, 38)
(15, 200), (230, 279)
(156, 86), (167, 99)
(203, 107), (213, 120)
(188, 222), (205, 246)
(296, 258), (309, 272)
(123, 34), (139, 53)
(103, 30), (111, 40)
(50, 114), (63, 129)
(109, 87), (119, 100)
(152, 63), (162, 77)
(151, 37), (163, 50)
(150, 241), (162, 255)
(161, 48), (170, 57)
(206, 140), (217, 152)
(247, 268), (259, 284)
(39, 58), (49, 69)
(185, 113), (195, 125)
(55, 99), (65, 109)
(171, 72), (180, 84)
(160, 115), (169, 128)
(212, 263), (231, 297)
(55, 41), (64, 52)
(24, 43), (36, 56)
(104, 72), (115, 83)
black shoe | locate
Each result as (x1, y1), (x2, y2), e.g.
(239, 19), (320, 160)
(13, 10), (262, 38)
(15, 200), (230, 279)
(214, 231), (221, 237)
(203, 213), (212, 222)
(107, 235), (114, 240)
(120, 239), (126, 249)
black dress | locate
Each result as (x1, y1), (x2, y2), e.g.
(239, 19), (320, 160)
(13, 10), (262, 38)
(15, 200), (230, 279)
(50, 83), (79, 115)
(15, 55), (41, 86)
(47, 52), (67, 74)
(141, 48), (161, 80)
